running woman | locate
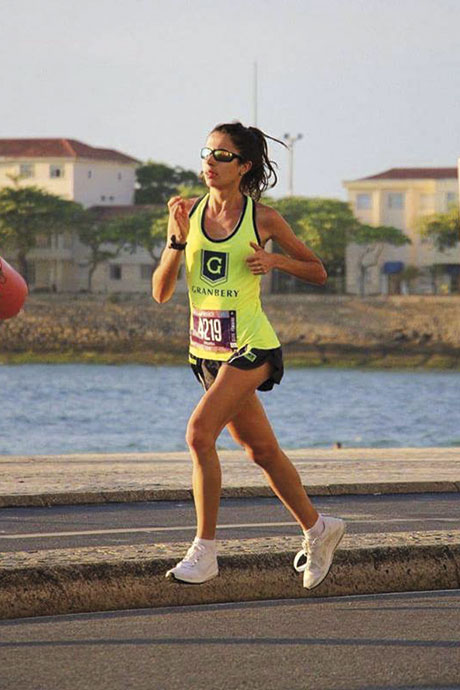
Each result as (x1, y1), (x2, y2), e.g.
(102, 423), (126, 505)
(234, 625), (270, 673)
(152, 121), (345, 588)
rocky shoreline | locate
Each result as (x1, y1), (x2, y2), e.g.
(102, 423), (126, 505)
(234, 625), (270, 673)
(2, 293), (460, 368)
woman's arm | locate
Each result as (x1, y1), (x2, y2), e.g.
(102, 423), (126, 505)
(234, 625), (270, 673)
(152, 197), (195, 303)
(246, 206), (327, 286)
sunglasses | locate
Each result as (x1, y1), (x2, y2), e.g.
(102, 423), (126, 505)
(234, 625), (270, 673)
(200, 147), (243, 163)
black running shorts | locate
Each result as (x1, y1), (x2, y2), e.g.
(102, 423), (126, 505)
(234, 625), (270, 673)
(190, 346), (284, 392)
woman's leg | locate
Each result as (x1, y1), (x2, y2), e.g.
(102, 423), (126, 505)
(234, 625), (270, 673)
(227, 394), (345, 591)
(186, 361), (273, 540)
(226, 393), (319, 531)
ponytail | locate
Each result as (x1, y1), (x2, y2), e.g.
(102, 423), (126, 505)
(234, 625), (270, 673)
(211, 121), (287, 200)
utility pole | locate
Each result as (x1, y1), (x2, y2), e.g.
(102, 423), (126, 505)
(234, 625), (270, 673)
(253, 61), (258, 127)
(283, 132), (303, 196)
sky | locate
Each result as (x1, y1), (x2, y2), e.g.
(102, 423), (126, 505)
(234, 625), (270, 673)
(1, 0), (460, 199)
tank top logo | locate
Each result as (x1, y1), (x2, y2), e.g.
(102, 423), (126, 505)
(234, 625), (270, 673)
(201, 250), (228, 285)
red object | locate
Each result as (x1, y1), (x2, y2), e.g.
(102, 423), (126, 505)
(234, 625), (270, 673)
(0, 257), (28, 319)
(362, 167), (458, 181)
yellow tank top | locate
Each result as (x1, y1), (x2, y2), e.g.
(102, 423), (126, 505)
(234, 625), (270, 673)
(185, 194), (280, 361)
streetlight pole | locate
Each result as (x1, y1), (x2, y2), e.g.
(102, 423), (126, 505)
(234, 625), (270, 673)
(283, 132), (303, 196)
(253, 61), (258, 127)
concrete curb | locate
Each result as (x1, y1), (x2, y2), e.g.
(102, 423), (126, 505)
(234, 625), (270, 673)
(1, 480), (459, 508)
(1, 531), (459, 620)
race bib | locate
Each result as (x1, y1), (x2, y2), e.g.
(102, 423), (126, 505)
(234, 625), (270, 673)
(191, 308), (237, 354)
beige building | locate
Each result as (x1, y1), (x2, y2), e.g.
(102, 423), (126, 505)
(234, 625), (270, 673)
(0, 138), (167, 293)
(343, 167), (459, 295)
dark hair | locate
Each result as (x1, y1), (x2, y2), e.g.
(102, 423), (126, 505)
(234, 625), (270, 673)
(211, 121), (286, 201)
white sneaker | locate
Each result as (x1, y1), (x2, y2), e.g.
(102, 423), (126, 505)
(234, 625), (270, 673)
(165, 537), (219, 584)
(293, 516), (345, 589)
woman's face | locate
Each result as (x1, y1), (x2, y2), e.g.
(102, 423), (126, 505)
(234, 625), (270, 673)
(201, 131), (250, 191)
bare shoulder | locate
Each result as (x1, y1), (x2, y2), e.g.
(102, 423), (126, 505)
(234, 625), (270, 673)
(255, 201), (291, 242)
(255, 201), (282, 222)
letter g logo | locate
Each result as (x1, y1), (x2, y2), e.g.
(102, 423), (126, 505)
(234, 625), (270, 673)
(201, 250), (228, 285)
(207, 256), (223, 274)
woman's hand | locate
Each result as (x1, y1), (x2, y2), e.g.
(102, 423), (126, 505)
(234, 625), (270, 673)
(246, 241), (277, 275)
(167, 196), (190, 244)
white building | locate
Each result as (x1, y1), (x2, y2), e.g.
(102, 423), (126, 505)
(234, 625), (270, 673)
(343, 168), (460, 295)
(0, 138), (167, 293)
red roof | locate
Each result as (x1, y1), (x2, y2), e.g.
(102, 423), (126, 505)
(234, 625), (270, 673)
(0, 138), (140, 164)
(361, 167), (458, 181)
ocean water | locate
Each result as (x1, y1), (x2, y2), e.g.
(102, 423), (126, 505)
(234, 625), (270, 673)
(1, 364), (459, 455)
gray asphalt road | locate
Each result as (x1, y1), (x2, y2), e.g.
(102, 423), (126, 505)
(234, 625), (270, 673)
(0, 590), (459, 690)
(0, 493), (458, 552)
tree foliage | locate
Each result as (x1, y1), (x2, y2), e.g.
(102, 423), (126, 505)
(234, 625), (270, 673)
(74, 208), (127, 291)
(107, 208), (168, 264)
(269, 197), (410, 276)
(419, 205), (460, 252)
(0, 181), (82, 281)
(176, 183), (207, 200)
(135, 161), (204, 204)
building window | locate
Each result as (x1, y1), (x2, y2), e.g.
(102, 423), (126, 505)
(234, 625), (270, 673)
(388, 192), (404, 209)
(88, 170), (92, 179)
(118, 172), (122, 180)
(19, 163), (34, 178)
(109, 265), (122, 280)
(446, 192), (458, 208)
(50, 165), (64, 178)
(109, 195), (114, 201)
(101, 195), (106, 201)
(140, 264), (152, 280)
(356, 193), (372, 210)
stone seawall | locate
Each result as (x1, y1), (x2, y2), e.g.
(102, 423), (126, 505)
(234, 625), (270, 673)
(2, 293), (460, 367)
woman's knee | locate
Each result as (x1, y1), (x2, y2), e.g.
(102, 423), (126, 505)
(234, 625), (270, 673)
(243, 440), (280, 469)
(186, 417), (217, 455)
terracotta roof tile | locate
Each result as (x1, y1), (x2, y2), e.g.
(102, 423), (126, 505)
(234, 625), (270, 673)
(361, 167), (458, 181)
(0, 138), (140, 164)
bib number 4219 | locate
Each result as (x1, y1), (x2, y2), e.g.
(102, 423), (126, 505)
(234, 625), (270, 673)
(197, 316), (222, 343)
(191, 309), (237, 354)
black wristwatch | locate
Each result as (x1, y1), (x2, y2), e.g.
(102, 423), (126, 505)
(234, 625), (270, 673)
(169, 234), (187, 250)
